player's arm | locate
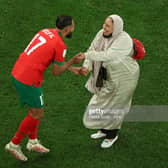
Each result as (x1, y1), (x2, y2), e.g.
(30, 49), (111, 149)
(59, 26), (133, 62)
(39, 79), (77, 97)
(52, 54), (84, 76)
(67, 66), (82, 75)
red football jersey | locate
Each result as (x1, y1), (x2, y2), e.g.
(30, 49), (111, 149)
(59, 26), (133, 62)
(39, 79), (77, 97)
(12, 29), (67, 87)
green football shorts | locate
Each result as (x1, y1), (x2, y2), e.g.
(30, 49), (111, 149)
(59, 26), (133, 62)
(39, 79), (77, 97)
(12, 76), (44, 108)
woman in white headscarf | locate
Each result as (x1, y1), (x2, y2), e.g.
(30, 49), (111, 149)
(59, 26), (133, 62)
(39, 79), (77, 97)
(81, 14), (140, 148)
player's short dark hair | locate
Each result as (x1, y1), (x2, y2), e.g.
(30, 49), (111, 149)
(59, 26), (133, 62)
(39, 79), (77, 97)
(56, 15), (73, 29)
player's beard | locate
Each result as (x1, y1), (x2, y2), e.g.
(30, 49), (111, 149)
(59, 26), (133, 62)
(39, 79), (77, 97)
(66, 32), (72, 38)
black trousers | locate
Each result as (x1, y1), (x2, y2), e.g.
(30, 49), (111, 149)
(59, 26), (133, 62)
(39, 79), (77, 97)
(101, 129), (119, 139)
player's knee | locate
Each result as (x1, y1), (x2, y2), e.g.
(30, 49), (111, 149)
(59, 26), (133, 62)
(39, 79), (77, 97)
(37, 110), (44, 119)
(30, 108), (44, 120)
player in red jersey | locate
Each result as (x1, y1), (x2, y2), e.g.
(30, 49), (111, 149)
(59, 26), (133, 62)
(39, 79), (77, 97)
(5, 15), (84, 161)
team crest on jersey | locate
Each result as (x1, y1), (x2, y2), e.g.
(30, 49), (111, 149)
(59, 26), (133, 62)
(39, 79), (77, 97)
(63, 49), (67, 58)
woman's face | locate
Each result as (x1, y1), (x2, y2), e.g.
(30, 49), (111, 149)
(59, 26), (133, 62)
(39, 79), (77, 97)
(103, 17), (114, 36)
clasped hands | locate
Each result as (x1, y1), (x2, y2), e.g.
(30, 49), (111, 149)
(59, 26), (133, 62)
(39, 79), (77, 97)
(70, 52), (89, 76)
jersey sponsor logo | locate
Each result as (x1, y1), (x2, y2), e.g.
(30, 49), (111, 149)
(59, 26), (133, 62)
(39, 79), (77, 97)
(63, 49), (67, 58)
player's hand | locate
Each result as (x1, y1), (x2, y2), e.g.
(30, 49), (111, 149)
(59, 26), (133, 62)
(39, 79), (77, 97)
(79, 67), (90, 76)
(69, 67), (82, 75)
(71, 53), (85, 64)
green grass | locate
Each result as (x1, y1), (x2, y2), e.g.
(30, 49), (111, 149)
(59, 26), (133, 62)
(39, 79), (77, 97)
(0, 0), (168, 167)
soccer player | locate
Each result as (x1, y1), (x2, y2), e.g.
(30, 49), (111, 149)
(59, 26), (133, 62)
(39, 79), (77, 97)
(5, 15), (84, 161)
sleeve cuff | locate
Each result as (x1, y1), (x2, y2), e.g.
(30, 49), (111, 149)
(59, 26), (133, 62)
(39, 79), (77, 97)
(53, 61), (64, 65)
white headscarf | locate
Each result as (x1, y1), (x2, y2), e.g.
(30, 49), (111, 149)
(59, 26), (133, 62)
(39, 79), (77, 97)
(108, 14), (124, 37)
(84, 14), (125, 94)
